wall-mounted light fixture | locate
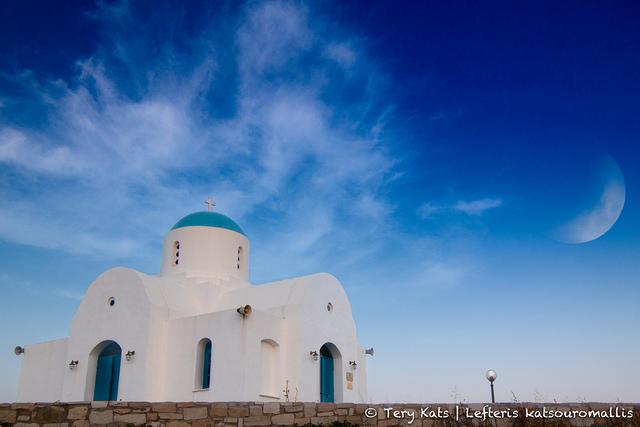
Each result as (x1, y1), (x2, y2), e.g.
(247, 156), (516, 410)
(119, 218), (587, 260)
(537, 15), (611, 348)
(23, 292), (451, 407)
(237, 305), (252, 317)
(125, 350), (136, 361)
(365, 347), (374, 356)
(349, 360), (358, 369)
(14, 346), (24, 356)
(69, 360), (79, 370)
(309, 350), (319, 361)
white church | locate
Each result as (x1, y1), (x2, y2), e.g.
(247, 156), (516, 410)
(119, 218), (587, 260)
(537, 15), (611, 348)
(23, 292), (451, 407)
(16, 204), (369, 403)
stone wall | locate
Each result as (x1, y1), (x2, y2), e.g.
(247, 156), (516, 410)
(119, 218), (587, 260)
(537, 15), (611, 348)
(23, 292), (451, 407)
(1, 402), (639, 427)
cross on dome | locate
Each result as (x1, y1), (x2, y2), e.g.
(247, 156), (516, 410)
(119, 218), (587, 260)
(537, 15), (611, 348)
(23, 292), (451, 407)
(205, 197), (216, 212)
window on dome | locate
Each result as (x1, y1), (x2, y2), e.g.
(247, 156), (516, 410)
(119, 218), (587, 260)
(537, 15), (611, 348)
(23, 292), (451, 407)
(174, 241), (180, 266)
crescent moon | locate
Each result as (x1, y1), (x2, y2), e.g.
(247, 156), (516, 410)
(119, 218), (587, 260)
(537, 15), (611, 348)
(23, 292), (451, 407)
(552, 155), (626, 244)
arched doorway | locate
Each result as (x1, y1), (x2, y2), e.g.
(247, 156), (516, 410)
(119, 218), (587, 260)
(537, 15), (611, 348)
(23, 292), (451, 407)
(320, 344), (335, 402)
(93, 341), (121, 401)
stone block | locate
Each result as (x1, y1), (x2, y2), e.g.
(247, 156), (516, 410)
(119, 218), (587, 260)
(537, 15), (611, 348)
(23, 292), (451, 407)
(167, 421), (192, 427)
(263, 403), (280, 414)
(271, 413), (295, 425)
(91, 401), (109, 409)
(18, 415), (30, 421)
(303, 404), (316, 418)
(89, 409), (114, 424)
(11, 403), (35, 410)
(193, 419), (216, 427)
(363, 415), (377, 426)
(0, 409), (17, 423)
(33, 406), (66, 423)
(153, 402), (177, 412)
(244, 415), (272, 426)
(72, 421), (90, 427)
(147, 412), (159, 421)
(310, 416), (338, 425)
(160, 412), (184, 420)
(354, 404), (369, 415)
(68, 406), (89, 420)
(184, 406), (209, 420)
(249, 405), (263, 416)
(494, 419), (516, 427)
(316, 403), (336, 413)
(284, 405), (303, 413)
(128, 402), (151, 408)
(14, 423), (39, 427)
(114, 413), (147, 424)
(347, 415), (362, 424)
(43, 423), (69, 427)
(211, 403), (228, 417)
(294, 417), (310, 426)
(228, 406), (250, 417)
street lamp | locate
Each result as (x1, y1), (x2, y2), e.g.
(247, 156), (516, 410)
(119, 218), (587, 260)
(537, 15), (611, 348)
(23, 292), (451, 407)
(486, 369), (497, 403)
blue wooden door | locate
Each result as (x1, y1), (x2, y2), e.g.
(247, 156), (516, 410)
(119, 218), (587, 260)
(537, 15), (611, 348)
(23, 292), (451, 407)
(93, 342), (121, 401)
(320, 346), (334, 402)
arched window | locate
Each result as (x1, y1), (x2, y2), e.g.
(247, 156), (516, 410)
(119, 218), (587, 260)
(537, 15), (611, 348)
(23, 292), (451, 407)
(174, 241), (180, 266)
(237, 246), (243, 270)
(195, 338), (212, 390)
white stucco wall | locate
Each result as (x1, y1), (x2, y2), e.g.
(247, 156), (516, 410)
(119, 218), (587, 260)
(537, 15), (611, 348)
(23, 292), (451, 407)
(62, 267), (155, 401)
(161, 226), (250, 282)
(15, 222), (369, 403)
(16, 338), (68, 402)
(161, 308), (285, 401)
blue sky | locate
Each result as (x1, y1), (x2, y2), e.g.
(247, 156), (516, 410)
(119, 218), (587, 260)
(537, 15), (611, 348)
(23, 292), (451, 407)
(1, 1), (639, 402)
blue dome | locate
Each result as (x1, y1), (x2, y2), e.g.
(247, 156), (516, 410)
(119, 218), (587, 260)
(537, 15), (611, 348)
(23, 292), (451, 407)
(171, 211), (246, 236)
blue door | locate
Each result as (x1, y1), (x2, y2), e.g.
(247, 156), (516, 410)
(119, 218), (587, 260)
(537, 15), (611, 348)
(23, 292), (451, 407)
(93, 341), (121, 401)
(320, 345), (334, 402)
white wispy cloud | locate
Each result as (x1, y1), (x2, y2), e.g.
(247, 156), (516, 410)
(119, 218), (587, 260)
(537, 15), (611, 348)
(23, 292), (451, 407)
(416, 202), (443, 218)
(0, 1), (486, 299)
(325, 43), (357, 69)
(453, 198), (503, 215)
(0, 1), (399, 274)
(53, 289), (85, 301)
(417, 198), (503, 219)
(418, 261), (466, 289)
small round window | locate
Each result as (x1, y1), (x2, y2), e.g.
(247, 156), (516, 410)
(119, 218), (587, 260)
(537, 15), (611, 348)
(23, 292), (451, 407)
(327, 302), (333, 312)
(108, 297), (115, 307)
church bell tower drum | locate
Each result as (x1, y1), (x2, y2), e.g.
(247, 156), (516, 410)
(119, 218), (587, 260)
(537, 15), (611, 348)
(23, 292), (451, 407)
(160, 211), (250, 281)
